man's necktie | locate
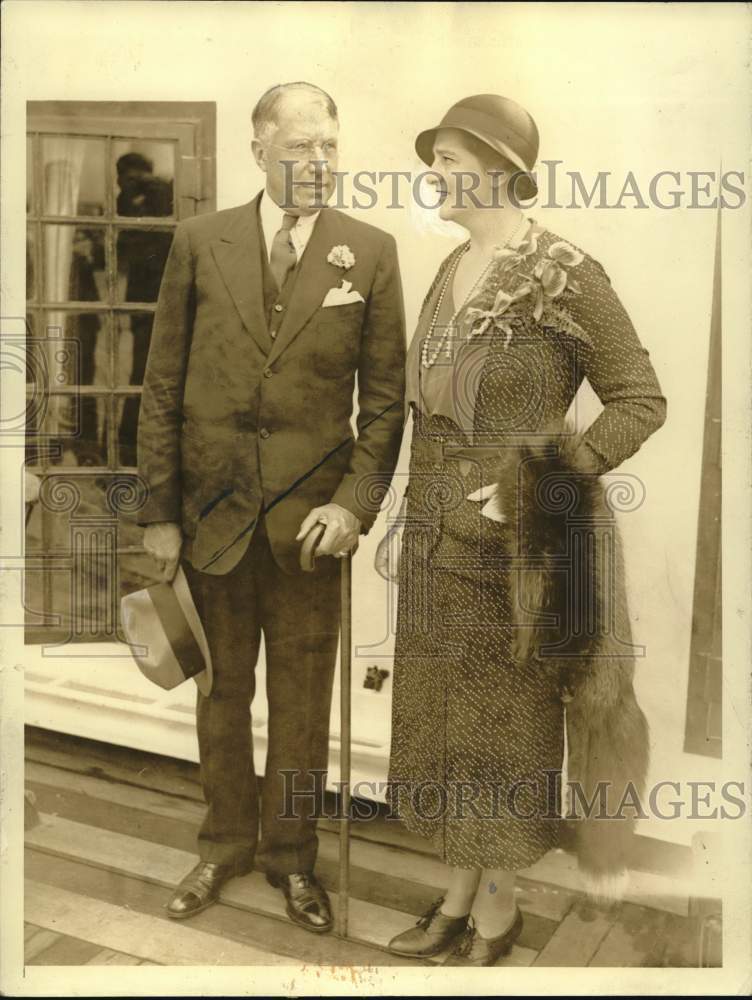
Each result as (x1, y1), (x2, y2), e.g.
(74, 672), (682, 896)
(269, 213), (298, 290)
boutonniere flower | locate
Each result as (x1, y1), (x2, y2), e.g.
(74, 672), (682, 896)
(327, 244), (356, 270)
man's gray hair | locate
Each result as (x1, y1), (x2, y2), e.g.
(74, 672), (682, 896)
(252, 82), (339, 144)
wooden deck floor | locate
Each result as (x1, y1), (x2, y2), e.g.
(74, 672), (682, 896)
(23, 727), (712, 968)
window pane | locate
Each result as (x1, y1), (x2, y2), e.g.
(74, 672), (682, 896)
(25, 555), (116, 641)
(43, 225), (107, 303)
(113, 140), (175, 217)
(27, 226), (36, 301)
(27, 136), (34, 214)
(41, 136), (106, 217)
(115, 312), (152, 387)
(116, 228), (173, 302)
(39, 311), (109, 386)
(115, 395), (140, 467)
(26, 473), (147, 550)
(25, 551), (161, 641)
(25, 312), (36, 384)
(25, 471), (155, 640)
(31, 394), (108, 467)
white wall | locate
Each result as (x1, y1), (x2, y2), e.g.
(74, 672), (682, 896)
(4, 1), (751, 849)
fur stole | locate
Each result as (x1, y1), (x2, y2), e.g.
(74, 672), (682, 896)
(493, 423), (650, 900)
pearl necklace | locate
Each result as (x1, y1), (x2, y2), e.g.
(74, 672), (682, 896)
(420, 217), (526, 369)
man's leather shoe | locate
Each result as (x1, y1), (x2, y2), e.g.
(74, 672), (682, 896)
(266, 871), (333, 934)
(387, 895), (469, 957)
(443, 908), (524, 966)
(167, 859), (253, 920)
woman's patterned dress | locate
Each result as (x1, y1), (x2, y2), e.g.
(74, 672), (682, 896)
(386, 223), (666, 870)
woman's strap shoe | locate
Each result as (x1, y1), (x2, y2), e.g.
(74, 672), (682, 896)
(387, 895), (469, 957)
(167, 858), (253, 919)
(266, 871), (333, 934)
(443, 908), (524, 966)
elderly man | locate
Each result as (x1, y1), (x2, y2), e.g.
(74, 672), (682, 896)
(137, 81), (406, 932)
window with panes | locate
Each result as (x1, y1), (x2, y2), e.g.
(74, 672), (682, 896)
(25, 102), (215, 643)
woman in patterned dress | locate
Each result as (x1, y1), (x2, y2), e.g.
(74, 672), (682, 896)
(376, 95), (667, 966)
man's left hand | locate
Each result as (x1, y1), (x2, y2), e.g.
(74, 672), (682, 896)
(296, 503), (361, 559)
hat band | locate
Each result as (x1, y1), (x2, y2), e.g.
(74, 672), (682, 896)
(440, 107), (537, 167)
(149, 580), (207, 681)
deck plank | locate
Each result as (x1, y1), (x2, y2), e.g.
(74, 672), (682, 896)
(25, 813), (440, 956)
(25, 727), (204, 800)
(23, 928), (61, 961)
(26, 849), (419, 967)
(521, 848), (688, 917)
(26, 811), (555, 958)
(25, 879), (296, 967)
(26, 768), (449, 890)
(24, 731), (694, 968)
(25, 774), (562, 946)
(86, 948), (143, 965)
(588, 901), (669, 967)
(533, 900), (615, 967)
(26, 760), (207, 826)
(26, 932), (103, 966)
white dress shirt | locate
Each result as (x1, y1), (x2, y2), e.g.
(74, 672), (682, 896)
(259, 191), (320, 263)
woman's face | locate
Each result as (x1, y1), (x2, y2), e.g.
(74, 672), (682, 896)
(426, 128), (501, 222)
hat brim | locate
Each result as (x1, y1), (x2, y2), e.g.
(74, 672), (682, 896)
(121, 565), (213, 697)
(172, 565), (213, 697)
(415, 126), (538, 200)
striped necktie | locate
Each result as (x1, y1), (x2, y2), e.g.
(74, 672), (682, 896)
(269, 212), (298, 289)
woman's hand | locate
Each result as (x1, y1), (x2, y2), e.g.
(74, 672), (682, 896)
(375, 495), (408, 581)
(375, 524), (403, 582)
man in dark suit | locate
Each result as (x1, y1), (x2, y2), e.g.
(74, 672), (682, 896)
(137, 82), (406, 932)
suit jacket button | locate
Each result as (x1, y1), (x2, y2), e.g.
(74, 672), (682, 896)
(263, 368), (273, 378)
(274, 304), (284, 313)
(260, 428), (270, 439)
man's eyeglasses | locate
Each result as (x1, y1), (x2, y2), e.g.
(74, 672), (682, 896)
(267, 141), (338, 161)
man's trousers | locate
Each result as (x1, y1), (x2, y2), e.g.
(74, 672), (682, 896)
(182, 516), (340, 877)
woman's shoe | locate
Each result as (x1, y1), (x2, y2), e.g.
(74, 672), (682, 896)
(443, 908), (524, 966)
(387, 895), (469, 957)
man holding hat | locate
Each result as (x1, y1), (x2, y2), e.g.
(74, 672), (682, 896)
(137, 81), (405, 933)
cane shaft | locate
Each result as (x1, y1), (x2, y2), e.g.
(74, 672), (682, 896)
(337, 552), (352, 938)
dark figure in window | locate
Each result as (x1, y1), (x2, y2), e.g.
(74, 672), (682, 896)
(116, 153), (174, 465)
(68, 230), (106, 465)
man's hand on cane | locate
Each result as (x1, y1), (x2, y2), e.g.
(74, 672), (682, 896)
(143, 521), (183, 582)
(296, 503), (361, 559)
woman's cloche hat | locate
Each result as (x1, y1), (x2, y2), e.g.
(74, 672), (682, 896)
(121, 565), (213, 695)
(415, 93), (540, 200)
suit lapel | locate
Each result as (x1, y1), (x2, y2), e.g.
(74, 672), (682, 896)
(210, 193), (271, 355)
(266, 208), (346, 367)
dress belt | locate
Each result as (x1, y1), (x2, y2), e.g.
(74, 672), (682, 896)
(415, 439), (502, 463)
(414, 439), (504, 481)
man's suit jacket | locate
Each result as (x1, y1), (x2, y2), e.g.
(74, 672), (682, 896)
(137, 192), (406, 575)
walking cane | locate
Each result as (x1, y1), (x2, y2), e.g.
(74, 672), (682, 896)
(300, 523), (352, 939)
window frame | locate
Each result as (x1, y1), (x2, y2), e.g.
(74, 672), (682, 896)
(25, 101), (216, 646)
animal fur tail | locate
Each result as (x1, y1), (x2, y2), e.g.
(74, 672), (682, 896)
(494, 423), (650, 899)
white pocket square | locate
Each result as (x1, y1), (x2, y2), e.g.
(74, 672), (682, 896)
(322, 280), (365, 308)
